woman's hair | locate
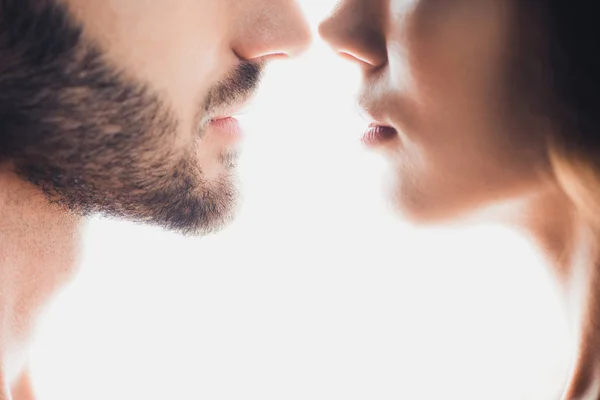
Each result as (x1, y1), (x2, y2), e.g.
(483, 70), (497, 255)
(534, 1), (600, 226)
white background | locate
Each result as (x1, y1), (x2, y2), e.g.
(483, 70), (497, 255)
(30, 2), (571, 399)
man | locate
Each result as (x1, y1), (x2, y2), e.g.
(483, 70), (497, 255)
(0, 0), (310, 398)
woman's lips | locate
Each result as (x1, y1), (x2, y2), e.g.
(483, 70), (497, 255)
(362, 124), (398, 147)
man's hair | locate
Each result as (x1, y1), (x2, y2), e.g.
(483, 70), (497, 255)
(0, 0), (88, 159)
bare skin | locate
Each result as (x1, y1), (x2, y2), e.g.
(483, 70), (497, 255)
(320, 0), (600, 398)
(10, 371), (36, 400)
(0, 171), (83, 400)
(514, 188), (600, 399)
(0, 0), (309, 398)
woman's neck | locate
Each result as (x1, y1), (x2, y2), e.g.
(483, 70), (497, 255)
(515, 186), (600, 399)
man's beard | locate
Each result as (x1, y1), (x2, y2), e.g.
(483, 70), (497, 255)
(0, 0), (263, 236)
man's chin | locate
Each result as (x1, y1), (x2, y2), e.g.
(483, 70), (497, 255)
(151, 181), (240, 237)
(220, 150), (240, 171)
(14, 152), (241, 236)
(173, 201), (238, 237)
(51, 180), (238, 237)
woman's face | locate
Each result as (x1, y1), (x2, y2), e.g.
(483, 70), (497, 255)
(320, 0), (552, 223)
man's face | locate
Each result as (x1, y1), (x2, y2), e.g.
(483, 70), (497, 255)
(0, 0), (310, 235)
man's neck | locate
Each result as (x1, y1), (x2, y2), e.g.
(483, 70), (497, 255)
(0, 170), (83, 399)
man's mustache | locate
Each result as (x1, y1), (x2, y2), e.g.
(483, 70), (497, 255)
(204, 61), (265, 114)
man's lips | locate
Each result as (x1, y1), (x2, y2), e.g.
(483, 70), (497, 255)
(210, 93), (256, 121)
(209, 117), (242, 143)
(204, 94), (257, 144)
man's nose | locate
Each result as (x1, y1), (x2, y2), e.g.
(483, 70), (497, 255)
(318, 0), (387, 70)
(232, 0), (312, 62)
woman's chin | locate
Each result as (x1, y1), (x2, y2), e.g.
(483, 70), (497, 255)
(389, 187), (492, 228)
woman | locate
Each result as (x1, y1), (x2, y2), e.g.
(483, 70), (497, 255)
(320, 1), (600, 399)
